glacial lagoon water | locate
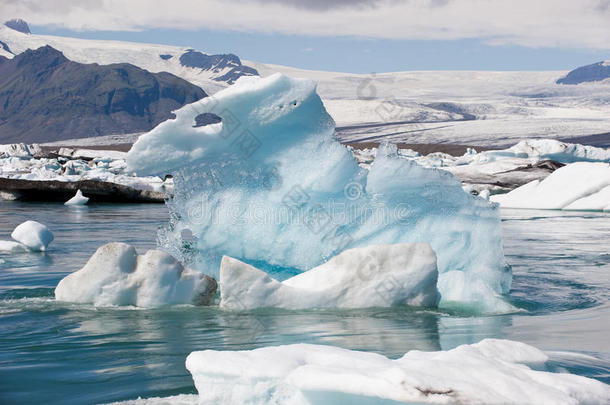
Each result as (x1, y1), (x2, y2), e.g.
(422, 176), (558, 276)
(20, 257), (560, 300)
(0, 202), (609, 404)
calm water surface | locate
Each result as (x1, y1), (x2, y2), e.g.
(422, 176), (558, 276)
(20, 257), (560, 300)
(0, 202), (609, 404)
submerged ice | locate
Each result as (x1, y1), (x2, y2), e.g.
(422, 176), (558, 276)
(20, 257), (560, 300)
(127, 73), (510, 312)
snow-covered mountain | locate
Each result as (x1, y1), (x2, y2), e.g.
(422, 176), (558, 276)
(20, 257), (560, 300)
(4, 19), (30, 34)
(1, 19), (609, 147)
(0, 21), (258, 94)
(557, 61), (610, 85)
(0, 46), (206, 143)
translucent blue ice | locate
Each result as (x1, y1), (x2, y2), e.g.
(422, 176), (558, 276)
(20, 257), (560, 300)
(127, 74), (512, 312)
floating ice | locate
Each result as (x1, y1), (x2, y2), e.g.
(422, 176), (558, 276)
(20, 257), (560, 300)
(220, 243), (439, 310)
(55, 242), (217, 308)
(0, 240), (28, 254)
(186, 339), (610, 405)
(127, 73), (509, 312)
(0, 143), (42, 158)
(491, 162), (610, 211)
(475, 139), (610, 164)
(64, 189), (89, 205)
(10, 220), (53, 251)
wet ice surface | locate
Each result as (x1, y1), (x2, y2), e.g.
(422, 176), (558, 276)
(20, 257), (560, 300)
(0, 203), (609, 404)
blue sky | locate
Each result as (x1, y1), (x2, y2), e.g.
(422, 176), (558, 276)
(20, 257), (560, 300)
(4, 0), (610, 73)
(34, 26), (609, 73)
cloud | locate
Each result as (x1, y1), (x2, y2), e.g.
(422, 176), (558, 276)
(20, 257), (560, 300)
(1, 0), (609, 50)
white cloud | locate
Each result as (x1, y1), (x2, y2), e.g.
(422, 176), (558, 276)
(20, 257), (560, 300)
(1, 0), (609, 49)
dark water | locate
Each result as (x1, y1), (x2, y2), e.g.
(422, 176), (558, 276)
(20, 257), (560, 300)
(0, 202), (609, 404)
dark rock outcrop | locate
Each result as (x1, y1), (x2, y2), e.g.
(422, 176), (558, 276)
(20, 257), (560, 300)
(0, 46), (207, 143)
(4, 19), (30, 34)
(0, 178), (167, 203)
(0, 40), (12, 54)
(179, 49), (258, 84)
(557, 61), (610, 84)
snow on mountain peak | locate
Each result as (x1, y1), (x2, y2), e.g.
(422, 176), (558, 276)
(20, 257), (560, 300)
(4, 19), (30, 34)
(0, 24), (258, 92)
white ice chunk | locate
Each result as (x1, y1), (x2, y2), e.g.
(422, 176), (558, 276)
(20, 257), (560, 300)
(55, 242), (217, 308)
(11, 220), (54, 251)
(0, 240), (28, 254)
(479, 139), (610, 164)
(186, 339), (610, 405)
(64, 189), (89, 206)
(0, 143), (42, 158)
(219, 243), (439, 310)
(491, 162), (610, 210)
(127, 74), (509, 313)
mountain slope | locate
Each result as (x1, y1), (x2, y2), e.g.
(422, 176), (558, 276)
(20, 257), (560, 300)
(557, 61), (610, 84)
(0, 46), (207, 143)
(0, 23), (258, 93)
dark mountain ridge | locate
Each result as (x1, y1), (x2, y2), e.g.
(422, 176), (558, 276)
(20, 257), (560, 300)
(0, 46), (207, 143)
(179, 49), (258, 84)
(557, 61), (610, 85)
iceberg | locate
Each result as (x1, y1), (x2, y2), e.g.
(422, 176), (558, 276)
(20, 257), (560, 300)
(127, 73), (509, 312)
(10, 220), (54, 251)
(186, 339), (610, 405)
(491, 162), (610, 211)
(55, 242), (217, 308)
(64, 189), (89, 205)
(220, 243), (439, 310)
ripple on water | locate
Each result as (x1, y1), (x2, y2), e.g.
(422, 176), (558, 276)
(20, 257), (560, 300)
(0, 203), (609, 404)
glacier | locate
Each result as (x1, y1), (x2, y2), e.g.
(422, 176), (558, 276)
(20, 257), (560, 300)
(185, 339), (610, 405)
(127, 73), (510, 312)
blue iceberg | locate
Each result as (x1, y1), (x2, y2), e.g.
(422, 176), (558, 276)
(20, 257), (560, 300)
(127, 73), (511, 312)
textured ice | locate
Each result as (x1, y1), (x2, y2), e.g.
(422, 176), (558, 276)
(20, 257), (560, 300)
(186, 339), (610, 405)
(55, 243), (217, 308)
(491, 162), (610, 211)
(478, 139), (610, 164)
(127, 73), (509, 312)
(220, 243), (439, 310)
(11, 220), (54, 251)
(65, 189), (89, 205)
(0, 240), (28, 254)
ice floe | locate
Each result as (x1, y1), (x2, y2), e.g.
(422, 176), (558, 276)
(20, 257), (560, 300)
(475, 139), (610, 164)
(10, 220), (53, 251)
(186, 339), (610, 405)
(219, 243), (439, 310)
(491, 162), (610, 211)
(0, 240), (28, 254)
(128, 73), (510, 313)
(64, 189), (89, 205)
(0, 143), (42, 158)
(55, 242), (217, 308)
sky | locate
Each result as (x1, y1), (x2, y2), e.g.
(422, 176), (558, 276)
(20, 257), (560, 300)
(2, 0), (610, 73)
